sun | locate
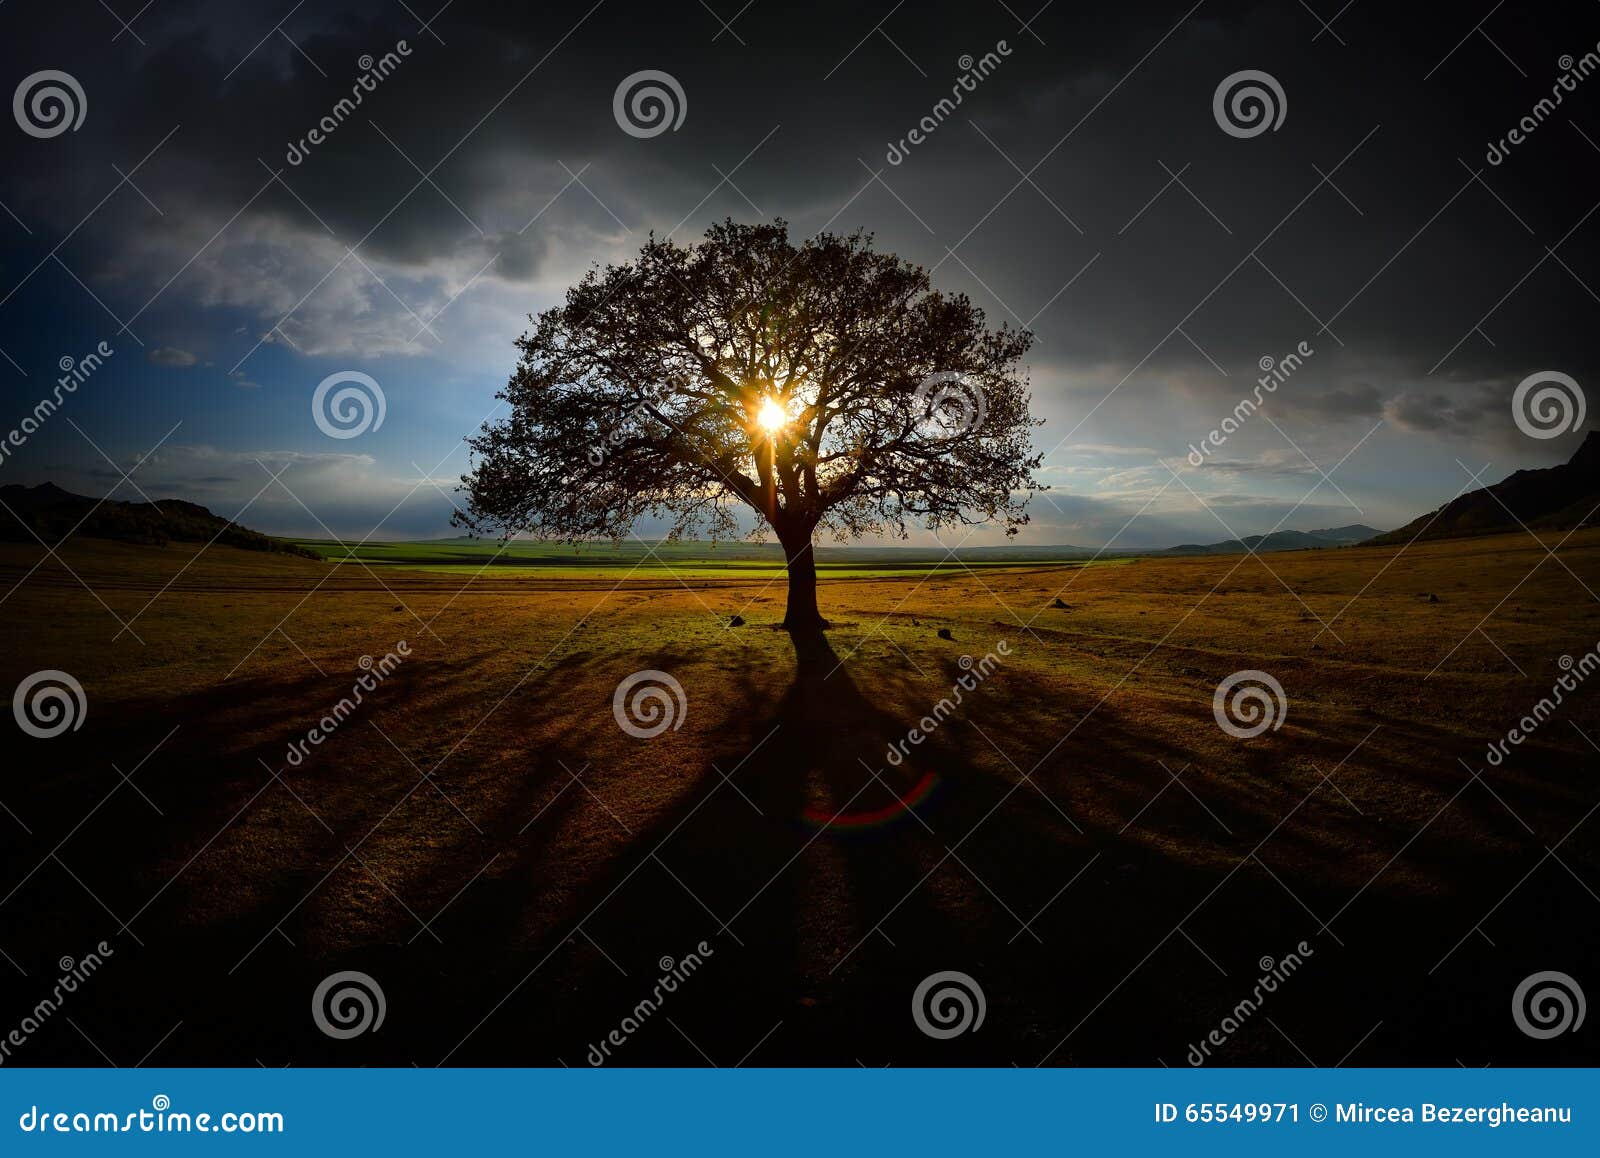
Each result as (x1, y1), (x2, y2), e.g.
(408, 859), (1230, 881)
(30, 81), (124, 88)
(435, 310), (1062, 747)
(756, 397), (788, 434)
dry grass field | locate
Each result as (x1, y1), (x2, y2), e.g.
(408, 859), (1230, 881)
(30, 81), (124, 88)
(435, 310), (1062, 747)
(2, 530), (1598, 1066)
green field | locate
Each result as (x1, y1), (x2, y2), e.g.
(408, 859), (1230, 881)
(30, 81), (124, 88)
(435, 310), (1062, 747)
(288, 537), (1135, 579)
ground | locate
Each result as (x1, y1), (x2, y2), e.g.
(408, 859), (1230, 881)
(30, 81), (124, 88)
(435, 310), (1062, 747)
(1, 531), (1597, 1066)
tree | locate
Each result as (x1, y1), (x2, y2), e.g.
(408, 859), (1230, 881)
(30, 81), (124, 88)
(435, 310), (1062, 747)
(456, 219), (1043, 632)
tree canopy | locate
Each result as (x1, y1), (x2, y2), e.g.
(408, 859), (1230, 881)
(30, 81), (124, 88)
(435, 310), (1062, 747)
(457, 219), (1044, 629)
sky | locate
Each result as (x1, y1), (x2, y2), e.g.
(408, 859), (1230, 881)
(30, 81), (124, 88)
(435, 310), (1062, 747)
(1, 0), (1598, 547)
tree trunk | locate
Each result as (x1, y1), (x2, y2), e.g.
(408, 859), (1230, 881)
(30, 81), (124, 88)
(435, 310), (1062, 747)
(780, 529), (827, 633)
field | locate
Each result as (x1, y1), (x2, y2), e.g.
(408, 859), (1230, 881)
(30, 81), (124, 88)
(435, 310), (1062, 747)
(286, 536), (1125, 581)
(2, 531), (1598, 1067)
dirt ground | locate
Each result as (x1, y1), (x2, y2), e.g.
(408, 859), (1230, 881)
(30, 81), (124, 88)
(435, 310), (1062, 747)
(1, 530), (1597, 1067)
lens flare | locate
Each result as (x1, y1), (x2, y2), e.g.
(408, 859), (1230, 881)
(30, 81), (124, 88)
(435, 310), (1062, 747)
(756, 397), (787, 433)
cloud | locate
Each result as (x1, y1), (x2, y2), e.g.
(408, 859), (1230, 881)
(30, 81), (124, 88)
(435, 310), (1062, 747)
(53, 444), (458, 539)
(1382, 384), (1501, 436)
(1189, 454), (1318, 479)
(1023, 487), (1363, 549)
(3, 0), (1597, 544)
(1062, 442), (1160, 458)
(1297, 383), (1384, 419)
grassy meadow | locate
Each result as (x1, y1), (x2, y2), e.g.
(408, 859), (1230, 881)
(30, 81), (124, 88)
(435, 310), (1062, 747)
(2, 530), (1597, 1066)
(286, 536), (1129, 581)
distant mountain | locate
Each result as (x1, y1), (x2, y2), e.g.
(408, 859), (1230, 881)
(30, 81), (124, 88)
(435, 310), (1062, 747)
(1, 480), (1390, 561)
(1161, 525), (1382, 556)
(0, 483), (319, 558)
(1369, 431), (1600, 546)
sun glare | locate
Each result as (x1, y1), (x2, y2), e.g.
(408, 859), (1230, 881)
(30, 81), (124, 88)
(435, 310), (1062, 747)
(756, 397), (787, 433)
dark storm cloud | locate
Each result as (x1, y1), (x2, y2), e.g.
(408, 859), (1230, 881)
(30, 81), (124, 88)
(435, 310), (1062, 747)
(1382, 383), (1504, 435)
(3, 0), (1599, 540)
(7, 1), (1597, 380)
(1295, 382), (1383, 419)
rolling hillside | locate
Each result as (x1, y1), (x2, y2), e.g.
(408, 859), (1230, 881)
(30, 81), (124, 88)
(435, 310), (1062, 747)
(1370, 432), (1600, 545)
(1161, 524), (1381, 556)
(0, 482), (318, 557)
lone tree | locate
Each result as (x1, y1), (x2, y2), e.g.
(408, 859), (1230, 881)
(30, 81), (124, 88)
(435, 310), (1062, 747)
(457, 220), (1043, 632)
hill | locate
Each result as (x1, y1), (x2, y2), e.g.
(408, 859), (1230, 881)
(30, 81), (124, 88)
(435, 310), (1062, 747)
(1369, 431), (1600, 546)
(0, 483), (319, 558)
(1161, 524), (1381, 556)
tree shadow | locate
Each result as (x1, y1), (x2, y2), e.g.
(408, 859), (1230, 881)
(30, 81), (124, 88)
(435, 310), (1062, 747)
(370, 627), (1047, 1064)
(12, 619), (1600, 1069)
